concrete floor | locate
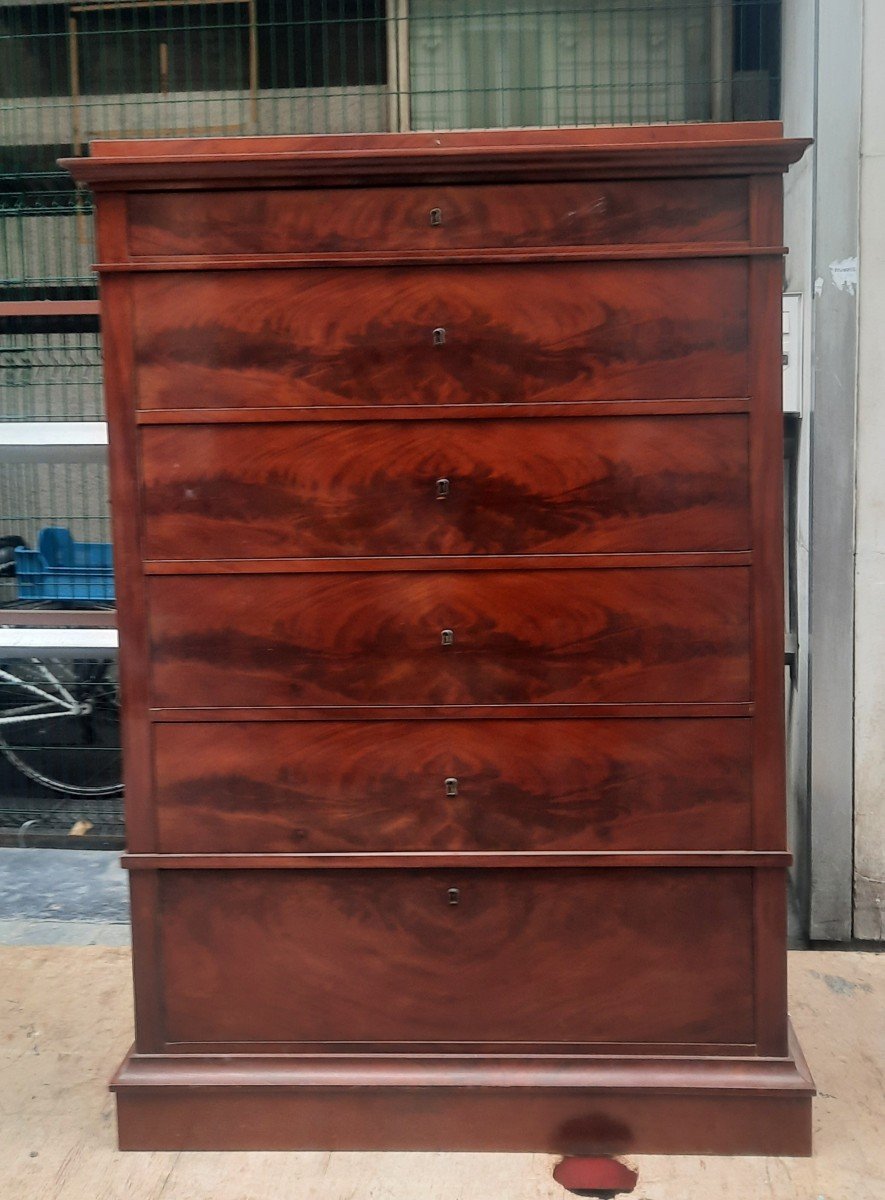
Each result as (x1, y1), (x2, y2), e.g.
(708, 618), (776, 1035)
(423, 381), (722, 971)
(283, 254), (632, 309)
(0, 943), (881, 1200)
(0, 848), (128, 946)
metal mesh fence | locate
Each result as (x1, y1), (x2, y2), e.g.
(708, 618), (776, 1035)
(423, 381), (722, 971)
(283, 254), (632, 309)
(2, 1), (782, 292)
(1, 328), (103, 420)
(0, 0), (782, 843)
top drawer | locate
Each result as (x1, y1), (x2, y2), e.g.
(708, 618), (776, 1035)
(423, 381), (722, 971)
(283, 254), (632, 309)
(126, 178), (749, 258)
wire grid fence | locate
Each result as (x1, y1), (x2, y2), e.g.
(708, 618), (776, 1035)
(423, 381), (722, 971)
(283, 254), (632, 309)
(1, 327), (103, 420)
(2, 1), (782, 293)
(0, 0), (782, 843)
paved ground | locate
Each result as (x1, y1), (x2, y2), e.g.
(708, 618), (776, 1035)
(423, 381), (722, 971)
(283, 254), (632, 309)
(0, 850), (882, 1199)
(0, 848), (128, 946)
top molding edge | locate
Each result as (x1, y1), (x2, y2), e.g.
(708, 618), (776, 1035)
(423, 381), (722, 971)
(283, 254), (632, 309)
(61, 123), (811, 188)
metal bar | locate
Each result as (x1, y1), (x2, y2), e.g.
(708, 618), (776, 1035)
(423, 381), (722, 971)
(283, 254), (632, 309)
(0, 668), (68, 707)
(710, 0), (733, 122)
(71, 0), (246, 12)
(0, 302), (100, 318)
(0, 628), (118, 657)
(0, 422), (108, 464)
(392, 0), (410, 132)
(68, 11), (82, 156)
(0, 611), (117, 628)
(248, 0), (258, 132)
(808, 0), (861, 941)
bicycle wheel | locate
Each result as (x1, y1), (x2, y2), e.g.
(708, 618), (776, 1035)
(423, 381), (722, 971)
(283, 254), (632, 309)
(0, 657), (122, 796)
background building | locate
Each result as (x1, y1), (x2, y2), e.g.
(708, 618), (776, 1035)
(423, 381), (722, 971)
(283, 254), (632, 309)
(0, 0), (879, 944)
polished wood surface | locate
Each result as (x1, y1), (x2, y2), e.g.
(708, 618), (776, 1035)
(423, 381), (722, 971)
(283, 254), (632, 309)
(147, 567), (750, 708)
(136, 398), (751, 424)
(63, 121), (810, 189)
(72, 125), (812, 1154)
(141, 415), (750, 560)
(127, 178), (749, 257)
(125, 851), (787, 872)
(114, 1041), (814, 1154)
(132, 261), (748, 409)
(158, 868), (754, 1045)
(152, 718), (752, 853)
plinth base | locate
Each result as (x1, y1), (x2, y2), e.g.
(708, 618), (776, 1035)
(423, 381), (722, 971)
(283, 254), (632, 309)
(113, 1024), (814, 1155)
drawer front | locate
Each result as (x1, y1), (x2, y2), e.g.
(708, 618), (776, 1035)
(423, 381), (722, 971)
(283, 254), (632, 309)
(153, 718), (753, 853)
(142, 415), (750, 560)
(127, 178), (748, 256)
(148, 567), (750, 708)
(159, 868), (756, 1046)
(132, 261), (748, 409)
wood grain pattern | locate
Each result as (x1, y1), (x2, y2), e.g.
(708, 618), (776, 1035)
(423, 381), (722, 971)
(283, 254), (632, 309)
(99, 245), (785, 272)
(65, 125), (812, 1155)
(117, 1087), (813, 1157)
(127, 179), (749, 257)
(63, 122), (811, 189)
(112, 1019), (815, 1153)
(84, 122), (796, 158)
(131, 261), (749, 409)
(143, 553), (753, 576)
(147, 567), (751, 708)
(136, 399), (752, 424)
(150, 702), (755, 722)
(127, 851), (787, 871)
(114, 1077), (813, 1155)
(111, 1021), (813, 1156)
(158, 868), (755, 1045)
(152, 718), (752, 853)
(141, 414), (750, 560)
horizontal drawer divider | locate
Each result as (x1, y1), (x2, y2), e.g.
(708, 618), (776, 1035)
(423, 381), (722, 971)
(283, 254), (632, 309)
(122, 850), (791, 871)
(97, 243), (787, 273)
(149, 702), (755, 722)
(136, 399), (751, 424)
(160, 1039), (758, 1057)
(112, 1043), (813, 1095)
(143, 552), (754, 576)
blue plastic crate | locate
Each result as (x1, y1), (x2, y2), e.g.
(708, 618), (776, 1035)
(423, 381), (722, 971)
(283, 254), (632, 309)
(14, 527), (114, 603)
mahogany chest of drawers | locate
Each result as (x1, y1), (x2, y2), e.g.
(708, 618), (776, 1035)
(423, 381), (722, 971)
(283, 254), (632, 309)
(66, 123), (814, 1155)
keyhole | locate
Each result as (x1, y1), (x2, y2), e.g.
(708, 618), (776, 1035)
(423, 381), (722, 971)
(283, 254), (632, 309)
(430, 207), (443, 226)
(440, 629), (454, 646)
(432, 327), (446, 346)
(447, 887), (460, 906)
(445, 777), (458, 797)
(436, 477), (450, 500)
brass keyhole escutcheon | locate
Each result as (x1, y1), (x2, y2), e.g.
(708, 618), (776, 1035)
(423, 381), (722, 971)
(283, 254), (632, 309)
(445, 777), (458, 797)
(447, 887), (460, 906)
(430, 207), (443, 226)
(436, 477), (450, 500)
(432, 327), (446, 346)
(440, 629), (454, 647)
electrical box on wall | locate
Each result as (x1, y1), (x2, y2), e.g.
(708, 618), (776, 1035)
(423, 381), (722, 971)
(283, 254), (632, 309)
(783, 293), (803, 415)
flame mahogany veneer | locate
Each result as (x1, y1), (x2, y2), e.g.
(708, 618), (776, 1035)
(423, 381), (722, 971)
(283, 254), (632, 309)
(64, 123), (813, 1155)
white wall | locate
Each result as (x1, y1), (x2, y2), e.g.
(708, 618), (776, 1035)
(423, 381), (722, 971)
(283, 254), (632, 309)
(854, 0), (885, 940)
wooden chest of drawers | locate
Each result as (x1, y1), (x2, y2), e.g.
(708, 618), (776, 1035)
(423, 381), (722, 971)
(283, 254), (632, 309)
(66, 123), (814, 1155)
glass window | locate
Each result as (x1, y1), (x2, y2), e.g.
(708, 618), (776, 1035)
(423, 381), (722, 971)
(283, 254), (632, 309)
(408, 0), (717, 130)
(257, 0), (387, 90)
(74, 2), (251, 95)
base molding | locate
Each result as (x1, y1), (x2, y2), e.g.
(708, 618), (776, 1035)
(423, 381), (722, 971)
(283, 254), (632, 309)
(113, 1025), (814, 1155)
